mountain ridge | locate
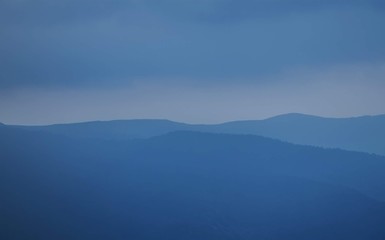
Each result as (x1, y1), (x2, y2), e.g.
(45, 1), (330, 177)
(2, 126), (385, 239)
(8, 113), (385, 155)
(7, 113), (385, 126)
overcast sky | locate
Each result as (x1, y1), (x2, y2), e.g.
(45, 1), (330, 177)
(1, 0), (385, 124)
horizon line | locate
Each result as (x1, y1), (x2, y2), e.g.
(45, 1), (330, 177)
(3, 112), (385, 127)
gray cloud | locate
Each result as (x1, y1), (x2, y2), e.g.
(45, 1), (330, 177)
(1, 1), (385, 124)
(2, 0), (384, 26)
(0, 0), (385, 124)
(1, 0), (385, 89)
(1, 63), (384, 124)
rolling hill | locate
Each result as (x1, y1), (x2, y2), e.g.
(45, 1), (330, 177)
(12, 113), (385, 155)
(1, 126), (385, 239)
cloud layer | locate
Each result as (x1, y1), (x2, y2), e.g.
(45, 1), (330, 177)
(1, 0), (385, 88)
(1, 63), (384, 124)
(1, 1), (384, 123)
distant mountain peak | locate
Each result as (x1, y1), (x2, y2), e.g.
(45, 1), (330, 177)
(9, 113), (385, 155)
(265, 113), (324, 121)
(43, 118), (182, 127)
(267, 113), (385, 121)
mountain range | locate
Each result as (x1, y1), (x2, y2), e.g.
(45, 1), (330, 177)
(12, 113), (385, 155)
(1, 120), (385, 239)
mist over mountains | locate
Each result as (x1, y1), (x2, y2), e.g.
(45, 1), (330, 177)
(1, 115), (385, 239)
(14, 113), (385, 155)
(2, 0), (385, 239)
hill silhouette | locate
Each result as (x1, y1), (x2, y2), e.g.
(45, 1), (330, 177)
(13, 113), (385, 155)
(212, 113), (385, 155)
(1, 126), (385, 239)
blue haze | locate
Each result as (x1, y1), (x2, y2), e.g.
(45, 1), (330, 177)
(1, 2), (385, 238)
(1, 124), (385, 239)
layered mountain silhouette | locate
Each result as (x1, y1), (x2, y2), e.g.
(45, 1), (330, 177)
(1, 125), (385, 239)
(14, 113), (385, 155)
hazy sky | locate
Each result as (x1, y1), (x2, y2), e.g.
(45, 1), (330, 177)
(1, 0), (385, 124)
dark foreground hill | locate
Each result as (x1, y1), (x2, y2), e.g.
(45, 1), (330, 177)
(1, 126), (385, 239)
(14, 113), (385, 155)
